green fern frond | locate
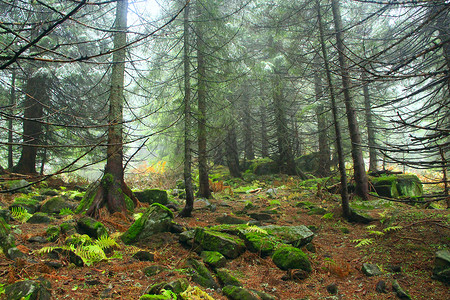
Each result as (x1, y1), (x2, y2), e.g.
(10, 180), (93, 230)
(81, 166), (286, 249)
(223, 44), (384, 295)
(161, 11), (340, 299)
(352, 238), (374, 247)
(11, 207), (32, 223)
(59, 208), (74, 215)
(36, 246), (60, 255)
(366, 224), (377, 230)
(245, 225), (268, 235)
(383, 225), (403, 232)
(95, 235), (119, 250)
(66, 234), (93, 247)
(368, 230), (385, 236)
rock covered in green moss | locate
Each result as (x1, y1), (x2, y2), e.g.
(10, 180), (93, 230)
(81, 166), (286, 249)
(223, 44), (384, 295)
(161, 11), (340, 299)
(247, 158), (279, 175)
(77, 216), (108, 239)
(27, 212), (54, 224)
(187, 258), (218, 289)
(121, 203), (173, 244)
(262, 225), (314, 247)
(242, 231), (280, 257)
(59, 221), (77, 235)
(163, 278), (189, 294)
(216, 268), (242, 287)
(272, 246), (311, 272)
(140, 295), (173, 300)
(370, 174), (423, 199)
(0, 217), (15, 254)
(9, 197), (40, 213)
(46, 225), (60, 242)
(194, 228), (246, 259)
(222, 285), (260, 300)
(40, 196), (76, 214)
(5, 278), (52, 300)
(362, 263), (383, 276)
(201, 251), (226, 268)
(134, 189), (168, 205)
(3, 179), (31, 194)
(392, 280), (411, 299)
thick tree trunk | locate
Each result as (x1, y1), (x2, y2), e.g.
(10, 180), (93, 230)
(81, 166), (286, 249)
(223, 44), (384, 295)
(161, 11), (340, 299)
(242, 83), (255, 163)
(13, 75), (49, 174)
(317, 0), (350, 219)
(87, 0), (137, 218)
(225, 126), (241, 178)
(259, 86), (269, 158)
(362, 69), (378, 172)
(179, 2), (195, 217)
(196, 5), (211, 199)
(331, 0), (369, 200)
(314, 61), (331, 177)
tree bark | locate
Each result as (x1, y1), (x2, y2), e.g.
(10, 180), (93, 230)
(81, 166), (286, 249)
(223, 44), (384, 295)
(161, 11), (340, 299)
(362, 69), (378, 172)
(331, 0), (369, 200)
(8, 69), (15, 170)
(242, 82), (255, 163)
(196, 3), (211, 199)
(259, 84), (269, 158)
(314, 59), (331, 177)
(13, 74), (49, 174)
(317, 0), (350, 219)
(179, 1), (195, 217)
(225, 125), (241, 178)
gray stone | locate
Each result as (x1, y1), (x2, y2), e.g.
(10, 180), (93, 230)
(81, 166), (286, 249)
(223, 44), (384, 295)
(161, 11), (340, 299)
(248, 213), (275, 222)
(362, 263), (383, 276)
(201, 251), (227, 268)
(262, 225), (314, 247)
(40, 196), (76, 214)
(326, 283), (338, 295)
(132, 250), (155, 261)
(349, 209), (376, 224)
(77, 216), (108, 239)
(0, 209), (12, 222)
(215, 215), (248, 224)
(376, 280), (387, 293)
(392, 280), (411, 299)
(143, 265), (167, 276)
(3, 179), (31, 194)
(163, 278), (189, 294)
(432, 249), (450, 284)
(0, 217), (15, 254)
(5, 279), (51, 300)
(179, 230), (195, 247)
(7, 247), (26, 260)
(28, 236), (48, 243)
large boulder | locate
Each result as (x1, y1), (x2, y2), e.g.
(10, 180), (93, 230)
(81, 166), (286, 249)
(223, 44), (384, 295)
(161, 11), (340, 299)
(432, 250), (450, 284)
(121, 203), (174, 244)
(40, 196), (77, 214)
(9, 197), (40, 214)
(295, 152), (320, 174)
(187, 258), (218, 289)
(3, 179), (32, 194)
(134, 189), (168, 205)
(194, 228), (246, 259)
(0, 217), (15, 254)
(272, 245), (311, 272)
(241, 231), (280, 257)
(5, 279), (52, 300)
(247, 158), (279, 175)
(262, 225), (314, 247)
(370, 174), (423, 199)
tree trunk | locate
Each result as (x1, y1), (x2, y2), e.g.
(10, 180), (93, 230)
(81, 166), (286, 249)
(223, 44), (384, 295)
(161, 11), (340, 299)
(8, 69), (15, 170)
(259, 85), (269, 158)
(242, 82), (255, 163)
(13, 75), (49, 174)
(317, 0), (350, 219)
(331, 0), (369, 200)
(314, 61), (331, 177)
(362, 69), (378, 172)
(87, 0), (136, 218)
(179, 1), (195, 217)
(225, 126), (241, 178)
(196, 4), (211, 199)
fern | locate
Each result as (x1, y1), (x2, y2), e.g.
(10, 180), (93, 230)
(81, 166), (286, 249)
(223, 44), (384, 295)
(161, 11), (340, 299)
(366, 224), (377, 230)
(245, 225), (268, 235)
(59, 208), (74, 215)
(36, 246), (59, 255)
(95, 235), (119, 250)
(11, 207), (32, 223)
(352, 238), (374, 247)
(321, 212), (334, 220)
(367, 230), (385, 236)
(383, 225), (403, 233)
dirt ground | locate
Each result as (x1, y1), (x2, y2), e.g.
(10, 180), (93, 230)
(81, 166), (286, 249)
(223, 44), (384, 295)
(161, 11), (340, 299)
(0, 175), (449, 300)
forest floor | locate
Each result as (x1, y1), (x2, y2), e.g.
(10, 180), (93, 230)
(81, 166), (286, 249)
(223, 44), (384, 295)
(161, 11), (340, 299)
(0, 173), (449, 300)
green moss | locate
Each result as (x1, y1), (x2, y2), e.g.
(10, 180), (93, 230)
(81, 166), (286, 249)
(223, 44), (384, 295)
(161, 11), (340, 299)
(272, 246), (311, 272)
(222, 285), (258, 300)
(46, 225), (60, 242)
(201, 251), (226, 268)
(151, 203), (174, 218)
(244, 231), (280, 256)
(10, 197), (40, 213)
(102, 173), (114, 187)
(194, 228), (246, 259)
(139, 294), (173, 300)
(216, 268), (242, 287)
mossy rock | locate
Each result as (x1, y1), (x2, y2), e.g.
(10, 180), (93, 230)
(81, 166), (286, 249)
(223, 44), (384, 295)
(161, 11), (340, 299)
(295, 152), (320, 174)
(247, 158), (279, 175)
(140, 295), (174, 300)
(27, 212), (54, 224)
(187, 258), (218, 289)
(163, 278), (189, 294)
(272, 245), (311, 272)
(201, 251), (227, 268)
(9, 197), (40, 214)
(242, 231), (280, 257)
(3, 179), (31, 194)
(222, 285), (260, 300)
(143, 265), (167, 277)
(134, 189), (168, 205)
(5, 279), (52, 300)
(295, 201), (316, 209)
(40, 196), (76, 214)
(262, 225), (314, 248)
(46, 225), (60, 242)
(370, 174), (423, 199)
(216, 268), (242, 287)
(194, 228), (246, 259)
(60, 221), (77, 235)
(77, 216), (108, 239)
(0, 217), (15, 254)
(433, 250), (450, 284)
(121, 203), (173, 244)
